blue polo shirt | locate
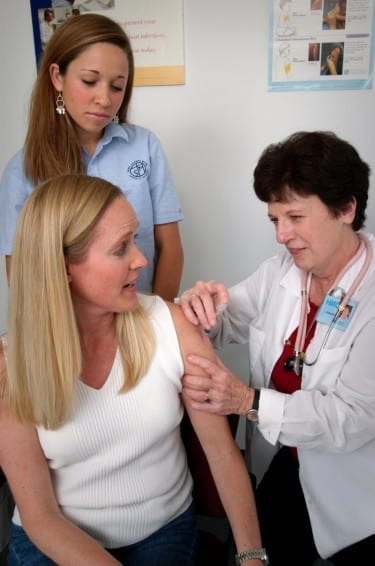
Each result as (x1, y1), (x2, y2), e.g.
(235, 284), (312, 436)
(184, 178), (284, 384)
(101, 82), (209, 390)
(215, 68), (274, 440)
(0, 123), (183, 292)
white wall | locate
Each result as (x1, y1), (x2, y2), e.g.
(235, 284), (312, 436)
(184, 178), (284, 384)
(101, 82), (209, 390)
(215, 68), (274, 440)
(1, 2), (374, 432)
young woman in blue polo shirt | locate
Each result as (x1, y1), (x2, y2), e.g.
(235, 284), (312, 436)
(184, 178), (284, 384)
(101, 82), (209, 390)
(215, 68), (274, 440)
(0, 13), (183, 300)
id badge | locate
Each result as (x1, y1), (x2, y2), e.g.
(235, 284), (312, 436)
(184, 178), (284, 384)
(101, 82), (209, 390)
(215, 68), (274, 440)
(316, 295), (357, 331)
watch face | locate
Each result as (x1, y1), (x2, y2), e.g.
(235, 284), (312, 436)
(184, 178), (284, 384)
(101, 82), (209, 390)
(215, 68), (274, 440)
(247, 409), (258, 422)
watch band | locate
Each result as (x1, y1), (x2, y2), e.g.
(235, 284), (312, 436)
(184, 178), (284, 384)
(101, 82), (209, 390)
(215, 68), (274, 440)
(235, 547), (269, 565)
(251, 388), (260, 411)
(246, 388), (260, 421)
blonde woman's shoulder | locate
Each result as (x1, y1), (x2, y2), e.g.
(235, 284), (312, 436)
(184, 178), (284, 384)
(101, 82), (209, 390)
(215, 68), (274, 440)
(167, 301), (214, 361)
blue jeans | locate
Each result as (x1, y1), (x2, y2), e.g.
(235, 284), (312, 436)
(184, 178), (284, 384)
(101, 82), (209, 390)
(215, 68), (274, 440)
(8, 504), (198, 565)
(7, 523), (54, 566)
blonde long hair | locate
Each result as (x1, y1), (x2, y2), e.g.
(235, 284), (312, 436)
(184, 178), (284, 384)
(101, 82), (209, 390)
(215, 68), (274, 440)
(8, 175), (154, 429)
(24, 13), (134, 184)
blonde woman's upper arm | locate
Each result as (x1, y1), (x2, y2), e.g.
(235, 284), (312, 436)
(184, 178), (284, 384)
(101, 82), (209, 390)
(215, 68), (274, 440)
(169, 303), (235, 449)
(169, 301), (216, 366)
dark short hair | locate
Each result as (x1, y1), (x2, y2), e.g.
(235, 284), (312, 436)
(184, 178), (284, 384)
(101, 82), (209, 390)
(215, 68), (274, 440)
(253, 131), (370, 230)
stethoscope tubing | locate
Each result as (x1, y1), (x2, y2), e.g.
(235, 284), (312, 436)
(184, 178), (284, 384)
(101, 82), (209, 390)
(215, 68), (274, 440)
(291, 234), (373, 373)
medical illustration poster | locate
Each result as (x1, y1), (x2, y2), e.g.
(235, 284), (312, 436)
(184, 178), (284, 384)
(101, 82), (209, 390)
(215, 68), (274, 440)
(269, 0), (375, 91)
(30, 0), (185, 86)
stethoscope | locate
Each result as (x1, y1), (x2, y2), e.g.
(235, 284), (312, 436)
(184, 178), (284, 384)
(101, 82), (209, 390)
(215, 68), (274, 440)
(284, 234), (373, 376)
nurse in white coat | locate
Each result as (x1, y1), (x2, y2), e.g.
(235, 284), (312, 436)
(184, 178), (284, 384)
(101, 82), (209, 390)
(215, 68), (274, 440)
(179, 131), (375, 566)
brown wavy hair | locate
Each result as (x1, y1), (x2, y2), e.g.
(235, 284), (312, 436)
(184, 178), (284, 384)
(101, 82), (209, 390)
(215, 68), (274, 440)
(24, 14), (134, 184)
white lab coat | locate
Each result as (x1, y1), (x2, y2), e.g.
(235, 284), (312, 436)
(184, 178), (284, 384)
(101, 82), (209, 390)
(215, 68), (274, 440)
(211, 233), (375, 558)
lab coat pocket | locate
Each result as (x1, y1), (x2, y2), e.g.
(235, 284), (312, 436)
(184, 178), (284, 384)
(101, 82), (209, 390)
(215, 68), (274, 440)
(304, 344), (350, 391)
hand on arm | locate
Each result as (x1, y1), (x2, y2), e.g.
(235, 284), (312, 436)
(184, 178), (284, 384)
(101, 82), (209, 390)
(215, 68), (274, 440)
(153, 222), (183, 301)
(182, 353), (254, 416)
(0, 391), (120, 566)
(177, 280), (229, 329)
(170, 304), (263, 558)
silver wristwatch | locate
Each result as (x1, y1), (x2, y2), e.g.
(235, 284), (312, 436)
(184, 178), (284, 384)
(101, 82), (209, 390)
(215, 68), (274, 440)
(235, 547), (269, 565)
(246, 388), (260, 422)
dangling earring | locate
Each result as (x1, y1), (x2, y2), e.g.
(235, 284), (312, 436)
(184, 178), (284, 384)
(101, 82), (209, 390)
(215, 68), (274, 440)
(113, 113), (119, 124)
(55, 92), (66, 115)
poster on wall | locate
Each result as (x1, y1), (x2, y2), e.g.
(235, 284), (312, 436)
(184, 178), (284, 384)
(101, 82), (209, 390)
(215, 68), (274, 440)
(29, 0), (185, 86)
(269, 0), (375, 91)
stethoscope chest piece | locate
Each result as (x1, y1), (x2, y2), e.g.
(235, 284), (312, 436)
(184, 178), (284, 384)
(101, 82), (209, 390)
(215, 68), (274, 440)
(284, 355), (304, 376)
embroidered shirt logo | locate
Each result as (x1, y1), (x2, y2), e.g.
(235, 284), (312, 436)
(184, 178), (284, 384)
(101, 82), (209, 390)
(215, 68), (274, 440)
(128, 160), (149, 179)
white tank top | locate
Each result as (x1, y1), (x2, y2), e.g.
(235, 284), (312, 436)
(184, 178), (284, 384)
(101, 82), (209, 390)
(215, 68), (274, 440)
(13, 295), (193, 548)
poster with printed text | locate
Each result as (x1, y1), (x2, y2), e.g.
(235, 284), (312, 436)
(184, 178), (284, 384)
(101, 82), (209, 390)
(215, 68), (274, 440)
(269, 0), (375, 91)
(30, 0), (185, 86)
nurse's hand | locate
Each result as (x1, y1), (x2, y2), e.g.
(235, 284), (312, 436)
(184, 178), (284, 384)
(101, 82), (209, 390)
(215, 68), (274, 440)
(175, 280), (229, 330)
(182, 353), (252, 416)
